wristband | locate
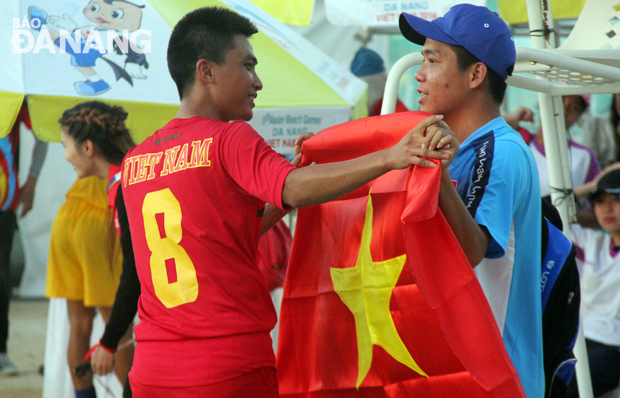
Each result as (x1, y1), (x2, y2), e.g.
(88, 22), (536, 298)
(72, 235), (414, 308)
(82, 340), (117, 362)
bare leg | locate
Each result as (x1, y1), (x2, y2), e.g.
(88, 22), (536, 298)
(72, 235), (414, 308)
(66, 300), (96, 391)
(98, 307), (134, 387)
(77, 66), (97, 78)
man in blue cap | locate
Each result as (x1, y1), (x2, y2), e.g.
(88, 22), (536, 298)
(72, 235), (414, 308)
(400, 5), (544, 398)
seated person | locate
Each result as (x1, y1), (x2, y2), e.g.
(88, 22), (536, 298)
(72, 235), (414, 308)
(566, 169), (620, 398)
(504, 95), (600, 210)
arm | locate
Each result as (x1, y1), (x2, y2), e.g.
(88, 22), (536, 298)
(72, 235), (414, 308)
(438, 168), (491, 267)
(282, 115), (454, 208)
(91, 186), (141, 376)
(260, 132), (313, 235)
(262, 204), (291, 236)
(502, 106), (534, 131)
(18, 138), (48, 217)
(574, 161), (620, 199)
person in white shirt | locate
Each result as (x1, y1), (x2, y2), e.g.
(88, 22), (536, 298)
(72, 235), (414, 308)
(566, 168), (620, 397)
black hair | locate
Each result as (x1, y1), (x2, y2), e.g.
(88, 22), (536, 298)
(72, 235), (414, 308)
(449, 44), (507, 105)
(58, 101), (135, 165)
(167, 7), (258, 99)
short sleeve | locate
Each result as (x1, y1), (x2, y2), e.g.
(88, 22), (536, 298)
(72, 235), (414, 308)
(568, 223), (591, 252)
(219, 122), (296, 209)
(474, 140), (536, 258)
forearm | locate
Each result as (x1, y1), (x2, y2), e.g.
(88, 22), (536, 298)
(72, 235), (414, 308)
(438, 170), (490, 267)
(282, 150), (392, 208)
(261, 203), (292, 235)
(282, 114), (455, 208)
(573, 180), (596, 199)
(100, 263), (140, 349)
(101, 187), (140, 349)
(28, 139), (48, 178)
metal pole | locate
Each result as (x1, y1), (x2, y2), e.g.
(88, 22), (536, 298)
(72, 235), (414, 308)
(525, 1), (593, 397)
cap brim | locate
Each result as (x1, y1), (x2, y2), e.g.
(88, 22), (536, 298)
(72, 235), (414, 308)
(399, 13), (459, 46)
(589, 188), (620, 202)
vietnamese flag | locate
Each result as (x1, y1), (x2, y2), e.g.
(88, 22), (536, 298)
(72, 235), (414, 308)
(276, 112), (525, 397)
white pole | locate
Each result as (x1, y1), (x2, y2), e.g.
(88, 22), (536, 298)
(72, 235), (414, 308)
(525, 1), (593, 397)
(381, 53), (422, 115)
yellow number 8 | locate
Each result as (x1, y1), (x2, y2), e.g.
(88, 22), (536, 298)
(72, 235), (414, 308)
(142, 188), (198, 308)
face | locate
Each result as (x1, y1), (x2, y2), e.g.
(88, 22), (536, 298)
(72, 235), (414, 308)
(210, 35), (263, 122)
(84, 0), (143, 31)
(594, 193), (620, 234)
(562, 95), (586, 129)
(61, 127), (97, 179)
(414, 39), (471, 116)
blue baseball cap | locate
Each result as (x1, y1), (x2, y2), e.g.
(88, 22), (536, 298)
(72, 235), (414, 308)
(399, 4), (516, 81)
(350, 47), (386, 77)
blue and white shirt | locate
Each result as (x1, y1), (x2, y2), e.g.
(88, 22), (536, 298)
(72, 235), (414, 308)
(448, 117), (544, 398)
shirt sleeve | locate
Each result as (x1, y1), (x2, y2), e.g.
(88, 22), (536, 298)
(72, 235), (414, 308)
(474, 140), (536, 259)
(585, 148), (600, 184)
(101, 185), (141, 349)
(219, 122), (296, 209)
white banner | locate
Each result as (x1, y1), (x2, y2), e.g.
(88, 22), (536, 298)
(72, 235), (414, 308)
(250, 107), (351, 153)
(325, 0), (487, 27)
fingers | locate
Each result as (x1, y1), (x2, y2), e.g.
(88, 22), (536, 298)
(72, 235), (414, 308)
(411, 115), (444, 138)
(427, 129), (444, 151)
(422, 123), (456, 151)
(290, 152), (302, 167)
(90, 347), (115, 376)
(414, 147), (450, 164)
(294, 132), (314, 147)
(293, 132), (314, 162)
(523, 108), (535, 123)
(414, 158), (438, 168)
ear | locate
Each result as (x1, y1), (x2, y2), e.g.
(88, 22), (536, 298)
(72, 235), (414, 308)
(469, 62), (487, 90)
(82, 140), (95, 157)
(196, 59), (215, 84)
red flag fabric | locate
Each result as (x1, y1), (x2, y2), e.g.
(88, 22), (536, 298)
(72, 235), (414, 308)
(276, 112), (525, 397)
(257, 220), (293, 291)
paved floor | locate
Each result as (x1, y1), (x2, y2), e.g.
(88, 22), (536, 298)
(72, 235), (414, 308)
(2, 299), (47, 398)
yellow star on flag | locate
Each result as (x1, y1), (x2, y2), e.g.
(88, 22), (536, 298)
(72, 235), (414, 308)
(330, 193), (427, 388)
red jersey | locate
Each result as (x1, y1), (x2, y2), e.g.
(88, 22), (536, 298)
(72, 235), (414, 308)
(121, 117), (295, 387)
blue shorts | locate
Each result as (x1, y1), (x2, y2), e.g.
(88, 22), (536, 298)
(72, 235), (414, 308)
(55, 36), (105, 67)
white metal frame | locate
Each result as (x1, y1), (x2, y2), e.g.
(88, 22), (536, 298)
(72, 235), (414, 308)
(381, 1), (620, 397)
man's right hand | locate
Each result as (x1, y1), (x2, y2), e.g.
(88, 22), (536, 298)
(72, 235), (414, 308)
(385, 115), (457, 170)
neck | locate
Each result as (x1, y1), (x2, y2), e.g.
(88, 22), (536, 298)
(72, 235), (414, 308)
(176, 85), (223, 121)
(446, 99), (502, 144)
(95, 158), (113, 180)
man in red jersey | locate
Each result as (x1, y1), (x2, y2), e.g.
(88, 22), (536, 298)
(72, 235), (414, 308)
(119, 6), (458, 398)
